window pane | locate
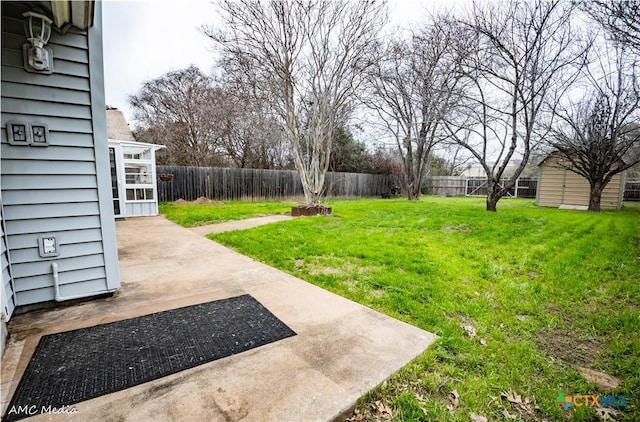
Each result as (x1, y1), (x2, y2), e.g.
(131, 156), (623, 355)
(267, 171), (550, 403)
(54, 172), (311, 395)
(135, 189), (145, 200)
(145, 189), (154, 200)
(126, 189), (134, 200)
(125, 164), (152, 184)
(123, 147), (151, 161)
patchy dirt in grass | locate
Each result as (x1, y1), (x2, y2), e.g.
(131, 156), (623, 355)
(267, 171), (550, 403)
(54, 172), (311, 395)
(172, 197), (224, 205)
(194, 196), (213, 204)
(441, 224), (472, 233)
(307, 263), (350, 276)
(534, 329), (605, 367)
(535, 329), (622, 393)
(369, 288), (385, 298)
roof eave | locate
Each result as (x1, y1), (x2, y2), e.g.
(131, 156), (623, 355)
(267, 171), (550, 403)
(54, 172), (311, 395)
(49, 0), (95, 32)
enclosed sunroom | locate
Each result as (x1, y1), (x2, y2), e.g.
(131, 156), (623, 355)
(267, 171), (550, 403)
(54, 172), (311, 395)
(108, 139), (164, 218)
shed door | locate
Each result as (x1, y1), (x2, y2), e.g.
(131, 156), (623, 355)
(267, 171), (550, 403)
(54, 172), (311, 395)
(109, 147), (125, 218)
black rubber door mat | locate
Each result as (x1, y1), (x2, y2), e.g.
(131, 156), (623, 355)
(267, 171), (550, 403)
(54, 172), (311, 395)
(3, 294), (296, 421)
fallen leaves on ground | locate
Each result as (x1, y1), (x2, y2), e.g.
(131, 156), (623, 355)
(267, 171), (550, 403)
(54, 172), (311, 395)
(373, 400), (393, 419)
(596, 407), (618, 421)
(500, 389), (534, 416)
(346, 408), (364, 422)
(448, 389), (460, 410)
(470, 412), (488, 422)
(461, 323), (477, 338)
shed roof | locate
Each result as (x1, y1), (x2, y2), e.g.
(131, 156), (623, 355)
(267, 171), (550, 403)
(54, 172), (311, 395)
(106, 109), (136, 141)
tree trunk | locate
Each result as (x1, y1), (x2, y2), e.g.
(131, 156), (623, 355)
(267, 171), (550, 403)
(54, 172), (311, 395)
(404, 171), (420, 200)
(486, 181), (500, 212)
(408, 186), (420, 200)
(486, 194), (498, 212)
(588, 182), (604, 212)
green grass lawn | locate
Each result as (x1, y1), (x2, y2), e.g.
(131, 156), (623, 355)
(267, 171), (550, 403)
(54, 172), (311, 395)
(159, 200), (292, 227)
(163, 197), (640, 421)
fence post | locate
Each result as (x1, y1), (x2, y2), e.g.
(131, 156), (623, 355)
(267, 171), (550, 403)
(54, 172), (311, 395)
(515, 178), (519, 198)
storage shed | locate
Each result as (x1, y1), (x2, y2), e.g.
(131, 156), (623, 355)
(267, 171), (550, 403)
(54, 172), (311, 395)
(536, 153), (626, 210)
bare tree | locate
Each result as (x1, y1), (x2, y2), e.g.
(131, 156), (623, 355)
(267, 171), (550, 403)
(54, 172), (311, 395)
(432, 143), (474, 176)
(583, 0), (640, 52)
(206, 0), (386, 206)
(364, 17), (465, 200)
(445, 0), (583, 211)
(130, 66), (226, 167)
(215, 78), (292, 169)
(547, 43), (640, 211)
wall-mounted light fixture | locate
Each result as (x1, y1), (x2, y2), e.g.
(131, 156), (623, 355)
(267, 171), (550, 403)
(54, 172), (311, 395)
(23, 11), (54, 74)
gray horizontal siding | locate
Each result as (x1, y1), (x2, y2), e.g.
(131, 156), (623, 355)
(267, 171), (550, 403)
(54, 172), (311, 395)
(2, 15), (89, 50)
(1, 113), (93, 132)
(8, 228), (103, 250)
(0, 67), (90, 91)
(1, 32), (89, 64)
(1, 160), (97, 175)
(1, 48), (90, 78)
(14, 266), (106, 291)
(1, 98), (92, 119)
(3, 189), (99, 205)
(1, 205), (15, 318)
(16, 278), (107, 306)
(1, 1), (113, 306)
(11, 253), (105, 279)
(2, 175), (98, 190)
(1, 129), (95, 147)
(9, 241), (104, 265)
(5, 216), (102, 236)
(3, 202), (100, 220)
(1, 144), (95, 161)
(0, 82), (91, 105)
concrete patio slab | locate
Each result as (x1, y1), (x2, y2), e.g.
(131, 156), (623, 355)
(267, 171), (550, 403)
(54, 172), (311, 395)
(1, 216), (436, 421)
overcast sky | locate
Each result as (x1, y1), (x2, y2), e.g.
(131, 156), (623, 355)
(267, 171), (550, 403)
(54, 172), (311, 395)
(102, 0), (456, 127)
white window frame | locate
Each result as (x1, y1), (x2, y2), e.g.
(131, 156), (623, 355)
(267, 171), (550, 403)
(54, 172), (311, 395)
(122, 146), (157, 204)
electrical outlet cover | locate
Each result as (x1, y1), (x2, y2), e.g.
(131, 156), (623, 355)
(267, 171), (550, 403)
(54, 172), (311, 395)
(38, 236), (60, 258)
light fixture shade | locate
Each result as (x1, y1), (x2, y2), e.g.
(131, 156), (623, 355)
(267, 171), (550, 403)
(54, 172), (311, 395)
(22, 10), (54, 74)
(23, 11), (52, 48)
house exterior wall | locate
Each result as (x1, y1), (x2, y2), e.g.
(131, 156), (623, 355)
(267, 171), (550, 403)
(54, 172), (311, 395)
(1, 201), (11, 355)
(1, 200), (15, 318)
(1, 1), (120, 310)
(536, 155), (624, 210)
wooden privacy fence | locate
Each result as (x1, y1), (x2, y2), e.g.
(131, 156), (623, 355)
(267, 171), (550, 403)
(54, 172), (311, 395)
(423, 176), (538, 198)
(156, 166), (396, 201)
(155, 167), (640, 202)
